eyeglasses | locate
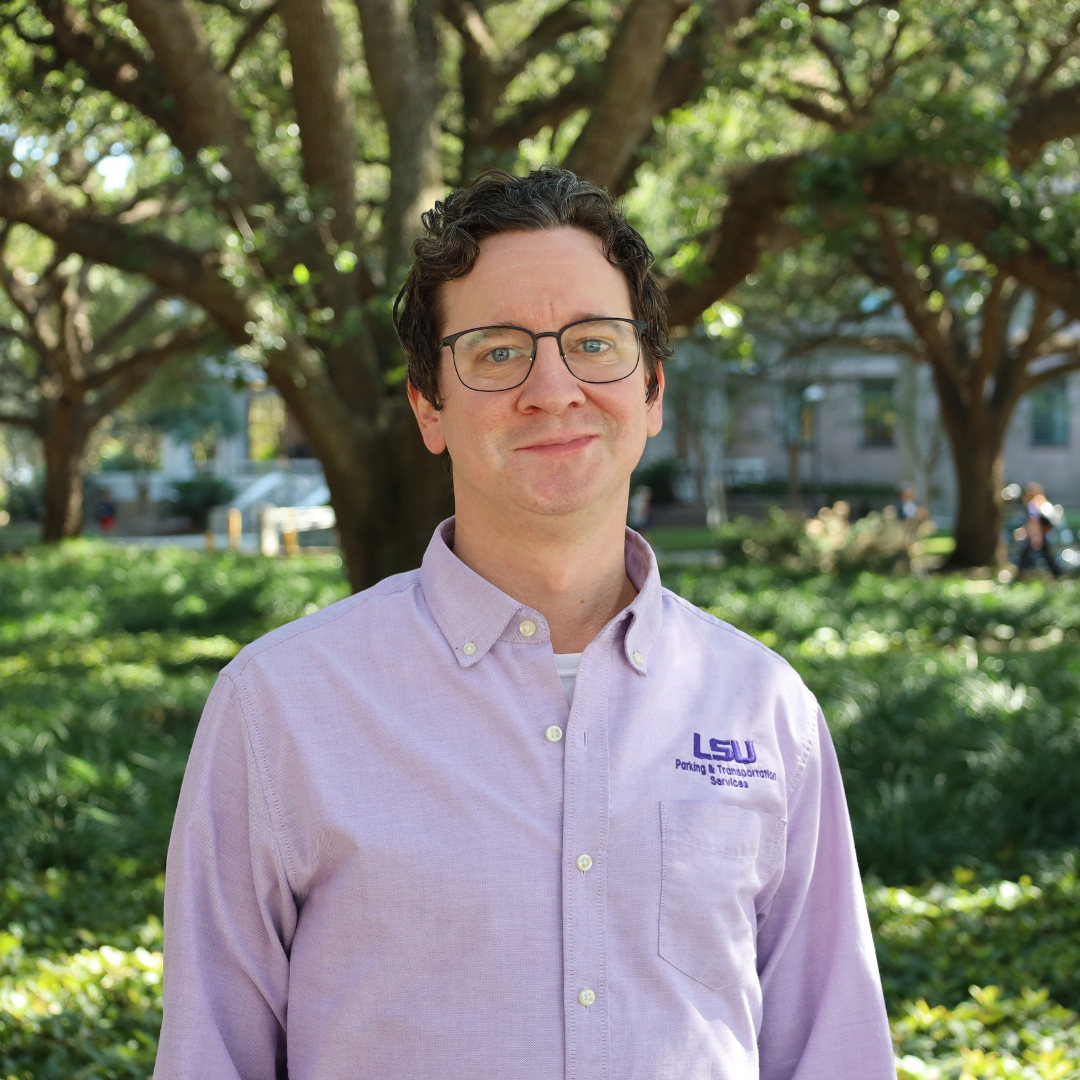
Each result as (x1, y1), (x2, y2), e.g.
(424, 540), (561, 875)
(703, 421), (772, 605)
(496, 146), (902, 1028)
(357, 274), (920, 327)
(439, 317), (647, 392)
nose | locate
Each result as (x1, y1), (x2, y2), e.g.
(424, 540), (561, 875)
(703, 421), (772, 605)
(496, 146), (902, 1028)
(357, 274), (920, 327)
(516, 334), (586, 414)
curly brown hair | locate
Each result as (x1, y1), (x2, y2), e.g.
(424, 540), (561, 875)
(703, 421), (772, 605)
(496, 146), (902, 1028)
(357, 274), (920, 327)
(394, 166), (672, 408)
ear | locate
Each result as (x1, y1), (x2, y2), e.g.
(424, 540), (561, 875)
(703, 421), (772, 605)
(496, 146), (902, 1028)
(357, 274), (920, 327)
(407, 380), (448, 454)
(646, 362), (665, 438)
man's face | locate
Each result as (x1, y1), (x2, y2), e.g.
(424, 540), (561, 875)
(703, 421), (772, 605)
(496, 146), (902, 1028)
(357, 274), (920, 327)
(408, 227), (664, 522)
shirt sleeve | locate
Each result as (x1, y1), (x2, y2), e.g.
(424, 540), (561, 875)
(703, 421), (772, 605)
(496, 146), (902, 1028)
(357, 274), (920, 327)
(755, 704), (895, 1080)
(154, 673), (296, 1080)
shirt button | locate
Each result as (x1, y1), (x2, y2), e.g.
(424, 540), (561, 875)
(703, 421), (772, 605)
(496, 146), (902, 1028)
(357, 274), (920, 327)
(578, 988), (595, 1007)
(519, 619), (537, 637)
(632, 651), (645, 666)
(462, 642), (477, 656)
(545, 725), (563, 743)
(576, 853), (593, 872)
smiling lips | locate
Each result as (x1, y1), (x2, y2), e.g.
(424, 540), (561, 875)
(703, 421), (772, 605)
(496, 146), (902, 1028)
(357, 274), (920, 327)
(518, 434), (598, 455)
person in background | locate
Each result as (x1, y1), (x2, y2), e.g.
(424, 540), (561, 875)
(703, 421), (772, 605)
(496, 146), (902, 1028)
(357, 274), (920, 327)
(96, 489), (117, 534)
(895, 483), (919, 522)
(1017, 482), (1060, 577)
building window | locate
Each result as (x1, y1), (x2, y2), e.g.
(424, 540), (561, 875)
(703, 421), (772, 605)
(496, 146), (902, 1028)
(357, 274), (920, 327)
(861, 379), (896, 447)
(783, 385), (818, 447)
(1030, 380), (1070, 447)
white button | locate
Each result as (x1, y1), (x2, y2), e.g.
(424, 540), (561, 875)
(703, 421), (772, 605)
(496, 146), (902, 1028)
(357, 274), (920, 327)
(519, 619), (537, 637)
(578, 988), (595, 1007)
(545, 725), (563, 743)
(462, 642), (476, 656)
(576, 853), (593, 872)
(632, 651), (645, 666)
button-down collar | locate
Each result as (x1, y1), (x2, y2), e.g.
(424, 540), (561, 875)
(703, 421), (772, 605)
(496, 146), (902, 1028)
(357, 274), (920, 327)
(421, 517), (662, 674)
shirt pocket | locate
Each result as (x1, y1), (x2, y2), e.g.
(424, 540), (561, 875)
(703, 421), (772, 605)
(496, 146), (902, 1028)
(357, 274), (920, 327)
(658, 800), (785, 993)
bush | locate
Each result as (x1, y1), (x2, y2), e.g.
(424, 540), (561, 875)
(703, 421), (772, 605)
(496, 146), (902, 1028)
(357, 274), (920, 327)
(166, 475), (237, 531)
(1, 480), (44, 523)
(671, 564), (1080, 883)
(3, 544), (1080, 1074)
(631, 457), (684, 505)
(714, 501), (935, 573)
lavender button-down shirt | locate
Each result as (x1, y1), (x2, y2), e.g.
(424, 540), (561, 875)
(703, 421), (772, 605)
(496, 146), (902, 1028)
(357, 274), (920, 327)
(155, 520), (894, 1080)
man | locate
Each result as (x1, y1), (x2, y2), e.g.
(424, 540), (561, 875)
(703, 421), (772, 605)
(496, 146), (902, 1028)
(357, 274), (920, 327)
(155, 167), (894, 1079)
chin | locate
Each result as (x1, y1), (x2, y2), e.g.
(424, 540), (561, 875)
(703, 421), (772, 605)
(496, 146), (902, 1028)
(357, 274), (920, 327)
(516, 479), (609, 517)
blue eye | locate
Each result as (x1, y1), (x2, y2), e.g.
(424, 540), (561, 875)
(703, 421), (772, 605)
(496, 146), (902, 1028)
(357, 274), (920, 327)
(490, 348), (512, 363)
(581, 339), (606, 353)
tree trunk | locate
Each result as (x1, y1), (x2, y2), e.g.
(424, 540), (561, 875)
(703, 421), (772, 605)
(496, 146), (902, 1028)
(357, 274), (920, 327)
(937, 394), (1007, 569)
(324, 400), (454, 591)
(40, 405), (90, 541)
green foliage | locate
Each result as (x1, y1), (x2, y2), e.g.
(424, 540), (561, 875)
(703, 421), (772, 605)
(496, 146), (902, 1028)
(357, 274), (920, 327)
(631, 457), (683, 506)
(166, 475), (237, 531)
(0, 542), (348, 1078)
(672, 562), (1080, 884)
(871, 857), (1080, 1014)
(3, 545), (1080, 1074)
(1, 479), (42, 522)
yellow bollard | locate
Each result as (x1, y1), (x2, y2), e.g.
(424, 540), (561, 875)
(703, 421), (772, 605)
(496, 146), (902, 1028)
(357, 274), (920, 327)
(227, 507), (242, 552)
(283, 529), (299, 557)
(204, 529), (216, 552)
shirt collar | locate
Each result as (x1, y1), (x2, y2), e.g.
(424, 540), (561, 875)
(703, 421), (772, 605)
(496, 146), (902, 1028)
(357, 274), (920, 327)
(420, 517), (662, 673)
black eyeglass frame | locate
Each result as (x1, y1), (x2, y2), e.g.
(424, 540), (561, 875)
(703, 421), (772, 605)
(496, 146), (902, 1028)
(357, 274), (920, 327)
(437, 317), (648, 392)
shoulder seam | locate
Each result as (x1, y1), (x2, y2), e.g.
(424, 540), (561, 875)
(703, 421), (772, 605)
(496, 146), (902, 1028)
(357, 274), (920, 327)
(230, 576), (421, 678)
(662, 588), (801, 675)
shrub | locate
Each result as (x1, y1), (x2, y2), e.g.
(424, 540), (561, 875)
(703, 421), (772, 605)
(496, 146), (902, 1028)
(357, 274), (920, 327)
(166, 475), (237, 531)
(714, 502), (936, 573)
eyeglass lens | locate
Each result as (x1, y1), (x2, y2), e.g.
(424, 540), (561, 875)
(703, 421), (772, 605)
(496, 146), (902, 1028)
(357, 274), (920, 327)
(451, 319), (640, 391)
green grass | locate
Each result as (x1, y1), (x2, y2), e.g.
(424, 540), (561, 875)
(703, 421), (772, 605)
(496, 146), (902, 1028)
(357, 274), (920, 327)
(3, 541), (1080, 1076)
(648, 525), (716, 551)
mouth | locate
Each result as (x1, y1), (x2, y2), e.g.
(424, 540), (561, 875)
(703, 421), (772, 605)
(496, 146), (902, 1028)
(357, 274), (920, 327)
(517, 434), (598, 455)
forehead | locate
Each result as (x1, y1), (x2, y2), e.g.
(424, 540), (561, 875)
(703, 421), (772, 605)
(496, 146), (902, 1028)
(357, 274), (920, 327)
(439, 227), (633, 331)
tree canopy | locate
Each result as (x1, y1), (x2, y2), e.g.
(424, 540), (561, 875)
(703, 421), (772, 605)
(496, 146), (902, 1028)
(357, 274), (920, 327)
(0, 0), (1077, 579)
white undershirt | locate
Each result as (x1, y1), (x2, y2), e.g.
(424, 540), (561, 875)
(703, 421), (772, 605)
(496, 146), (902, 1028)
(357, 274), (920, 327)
(553, 652), (583, 707)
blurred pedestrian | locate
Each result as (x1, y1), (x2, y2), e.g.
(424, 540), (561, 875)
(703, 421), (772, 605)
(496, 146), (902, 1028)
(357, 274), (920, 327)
(96, 489), (117, 534)
(1016, 482), (1060, 577)
(895, 483), (919, 522)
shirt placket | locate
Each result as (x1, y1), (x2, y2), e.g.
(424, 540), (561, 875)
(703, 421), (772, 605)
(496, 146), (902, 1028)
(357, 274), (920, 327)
(561, 638), (611, 1080)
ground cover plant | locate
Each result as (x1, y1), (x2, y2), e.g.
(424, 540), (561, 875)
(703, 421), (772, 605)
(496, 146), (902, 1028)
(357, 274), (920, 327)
(1, 541), (1079, 1076)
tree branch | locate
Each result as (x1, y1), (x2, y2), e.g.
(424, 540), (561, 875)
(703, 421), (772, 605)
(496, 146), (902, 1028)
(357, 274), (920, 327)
(562, 0), (686, 189)
(0, 174), (252, 342)
(123, 0), (276, 204)
(37, 0), (179, 144)
(502, 0), (592, 80)
(809, 30), (856, 113)
(662, 156), (799, 327)
(0, 411), (40, 430)
(862, 159), (1080, 322)
(973, 270), (1007, 401)
(485, 72), (598, 153)
(870, 208), (965, 388)
(221, 1), (280, 73)
(353, 0), (443, 273)
(84, 324), (210, 397)
(1009, 79), (1080, 168)
(279, 0), (357, 244)
(1024, 353), (1080, 392)
(89, 287), (163, 360)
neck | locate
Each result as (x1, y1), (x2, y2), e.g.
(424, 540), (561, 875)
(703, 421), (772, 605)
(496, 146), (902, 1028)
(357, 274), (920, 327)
(451, 493), (637, 654)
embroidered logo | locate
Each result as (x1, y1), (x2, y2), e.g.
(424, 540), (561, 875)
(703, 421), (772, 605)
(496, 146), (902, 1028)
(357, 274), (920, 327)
(673, 733), (777, 788)
(694, 733), (756, 764)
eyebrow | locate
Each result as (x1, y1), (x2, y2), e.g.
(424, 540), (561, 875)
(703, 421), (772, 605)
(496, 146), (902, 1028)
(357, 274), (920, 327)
(462, 311), (621, 329)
